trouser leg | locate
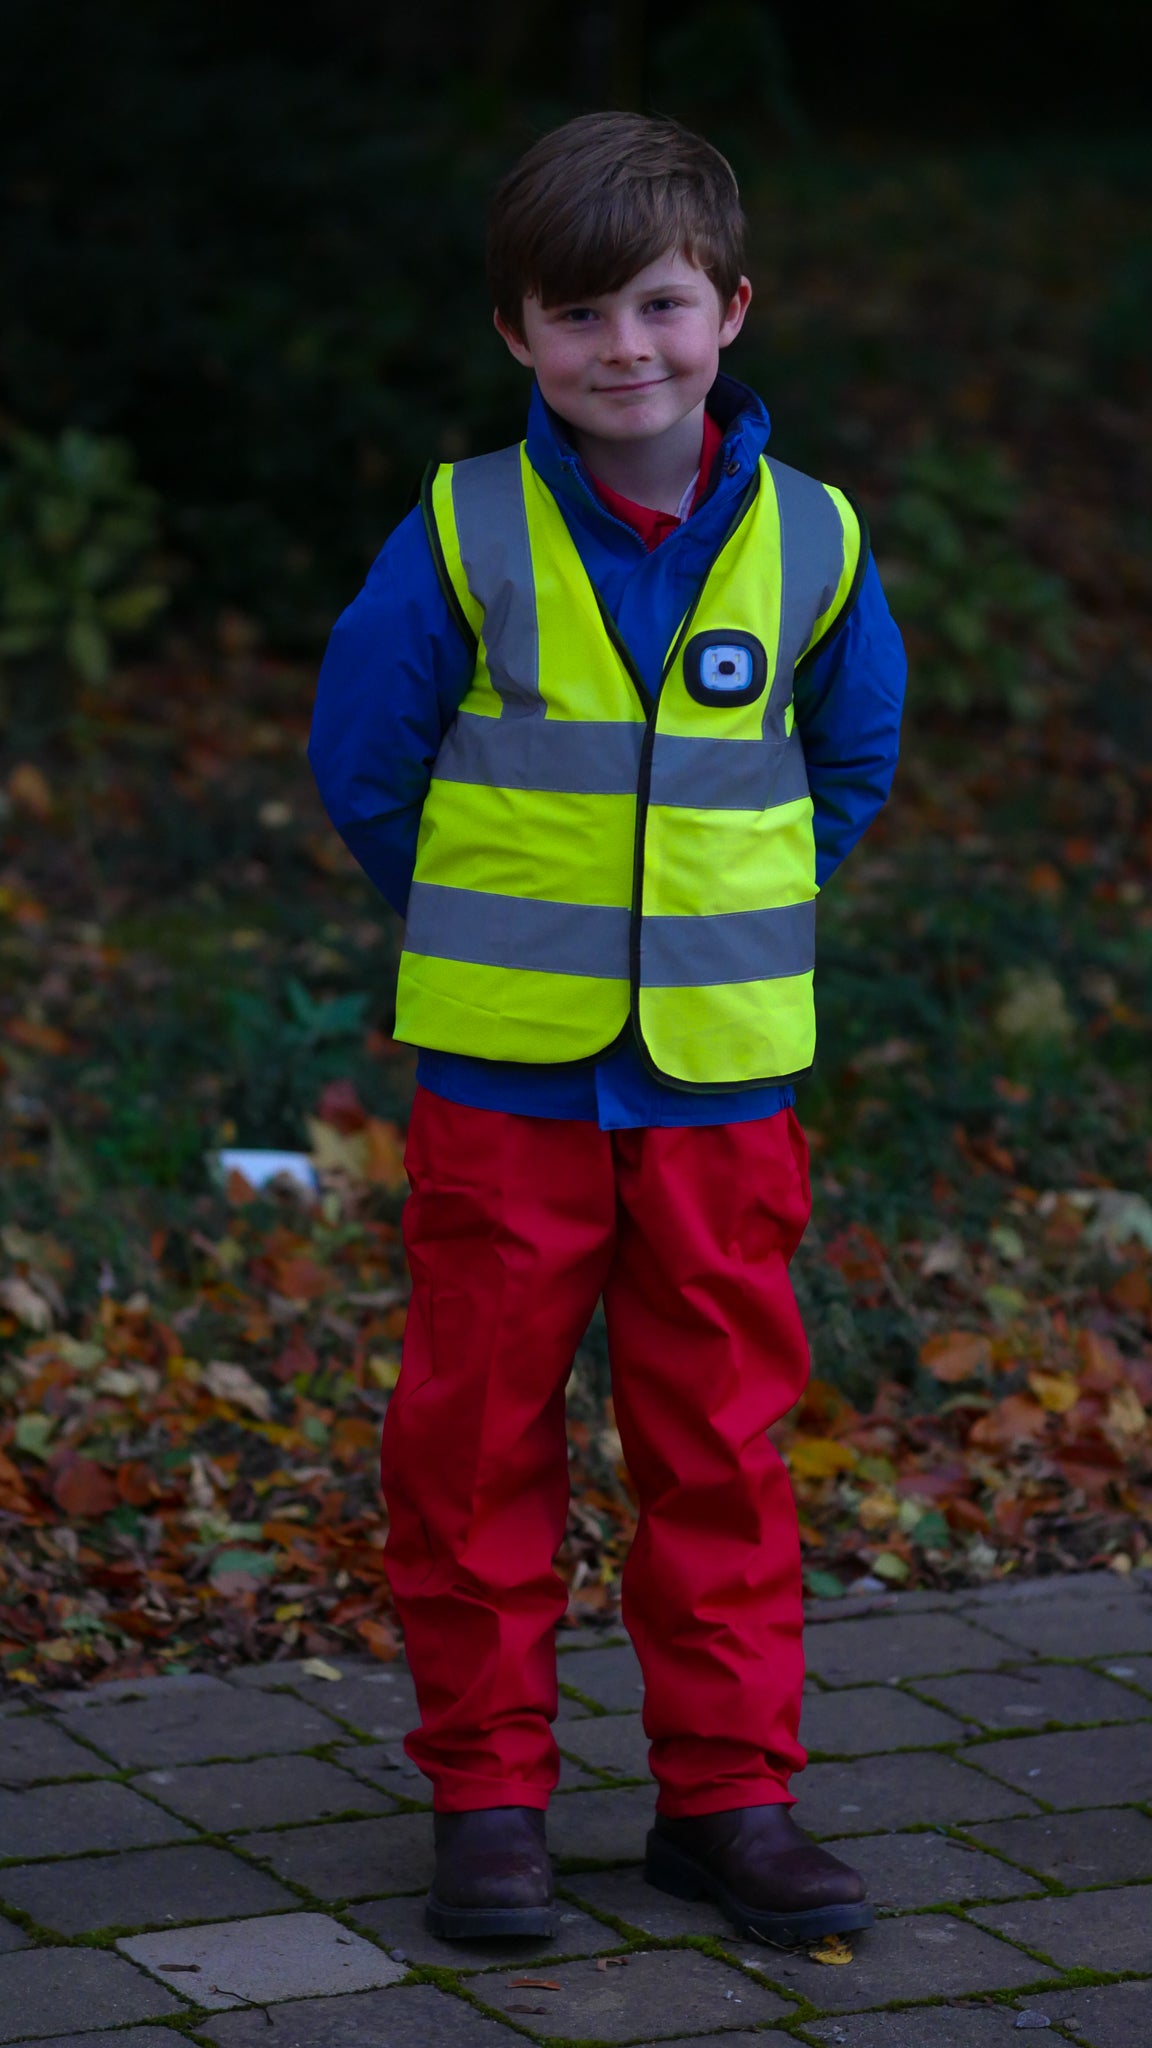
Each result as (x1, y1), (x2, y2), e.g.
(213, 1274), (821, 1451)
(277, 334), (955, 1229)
(380, 1088), (614, 1811)
(603, 1108), (813, 1816)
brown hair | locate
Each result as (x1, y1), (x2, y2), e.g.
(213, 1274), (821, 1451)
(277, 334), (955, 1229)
(487, 112), (745, 336)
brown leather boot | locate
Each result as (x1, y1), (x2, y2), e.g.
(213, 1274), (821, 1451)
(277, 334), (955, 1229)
(646, 1805), (872, 1948)
(425, 1806), (555, 1940)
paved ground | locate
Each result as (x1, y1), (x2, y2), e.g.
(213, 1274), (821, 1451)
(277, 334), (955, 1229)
(2, 1572), (1151, 2046)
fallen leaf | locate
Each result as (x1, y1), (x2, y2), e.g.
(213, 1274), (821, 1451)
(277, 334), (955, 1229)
(920, 1331), (991, 1383)
(787, 1437), (858, 1480)
(4, 1018), (73, 1056)
(595, 1956), (628, 1970)
(1027, 1370), (1080, 1415)
(364, 1117), (408, 1191)
(203, 1360), (272, 1420)
(0, 1275), (55, 1332)
(8, 762), (54, 818)
(509, 1978), (561, 1990)
(300, 1657), (344, 1681)
(50, 1457), (119, 1519)
(809, 1934), (854, 1965)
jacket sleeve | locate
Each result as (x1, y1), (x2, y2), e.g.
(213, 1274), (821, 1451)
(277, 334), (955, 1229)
(793, 553), (907, 888)
(306, 506), (475, 917)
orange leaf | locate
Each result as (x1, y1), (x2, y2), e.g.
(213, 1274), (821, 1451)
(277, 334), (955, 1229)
(1077, 1329), (1125, 1392)
(8, 761), (54, 819)
(51, 1456), (119, 1518)
(5, 1018), (73, 1056)
(355, 1615), (400, 1663)
(920, 1331), (992, 1383)
(0, 1447), (35, 1517)
(968, 1394), (1049, 1450)
(364, 1118), (408, 1191)
(271, 1257), (332, 1301)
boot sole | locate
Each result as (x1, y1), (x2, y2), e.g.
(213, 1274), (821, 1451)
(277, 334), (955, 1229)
(425, 1891), (556, 1941)
(645, 1831), (874, 1950)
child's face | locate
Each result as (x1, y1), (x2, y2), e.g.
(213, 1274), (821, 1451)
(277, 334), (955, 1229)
(495, 249), (751, 446)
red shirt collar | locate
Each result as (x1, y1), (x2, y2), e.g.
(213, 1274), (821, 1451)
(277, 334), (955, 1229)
(585, 410), (725, 553)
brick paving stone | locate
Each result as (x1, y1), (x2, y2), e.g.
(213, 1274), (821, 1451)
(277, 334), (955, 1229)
(971, 1807), (1152, 1885)
(806, 1614), (1015, 1686)
(479, 1948), (791, 2040)
(0, 1843), (295, 1935)
(5, 2032), (190, 2048)
(331, 1741), (423, 1794)
(0, 1781), (193, 1858)
(558, 1712), (650, 1779)
(240, 1810), (434, 1901)
(562, 1863), (734, 1939)
(43, 1673), (229, 1710)
(137, 1754), (396, 1832)
(800, 1686), (966, 1756)
(793, 1752), (1038, 1836)
(55, 1689), (340, 1768)
(914, 1664), (1151, 1730)
(819, 1829), (1042, 1908)
(202, 1984), (524, 2046)
(233, 1666), (420, 1742)
(964, 1722), (1152, 1807)
(971, 1588), (1152, 1660)
(0, 1948), (185, 2043)
(0, 1919), (28, 1952)
(772, 1912), (1043, 2012)
(353, 1891), (614, 1968)
(555, 1643), (645, 1713)
(0, 1715), (114, 1786)
(1034, 1978), (1152, 2046)
(548, 1785), (655, 1865)
(972, 1886), (1152, 1972)
(122, 1911), (403, 2010)
(803, 2012), (1056, 2046)
(1108, 1655), (1152, 1693)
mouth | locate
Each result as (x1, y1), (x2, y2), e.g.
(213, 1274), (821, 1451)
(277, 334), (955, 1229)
(594, 376), (670, 393)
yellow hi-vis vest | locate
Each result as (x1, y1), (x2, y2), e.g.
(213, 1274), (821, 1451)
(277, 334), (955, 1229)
(394, 443), (866, 1090)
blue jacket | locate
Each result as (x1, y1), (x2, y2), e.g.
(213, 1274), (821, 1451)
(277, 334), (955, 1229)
(308, 373), (906, 1129)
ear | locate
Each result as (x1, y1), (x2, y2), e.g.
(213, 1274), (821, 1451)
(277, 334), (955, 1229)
(717, 276), (753, 351)
(494, 307), (534, 368)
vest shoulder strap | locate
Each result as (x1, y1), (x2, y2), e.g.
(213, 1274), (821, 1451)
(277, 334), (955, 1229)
(762, 456), (870, 673)
(420, 446), (527, 654)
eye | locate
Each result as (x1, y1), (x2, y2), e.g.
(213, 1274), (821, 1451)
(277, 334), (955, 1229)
(559, 307), (597, 323)
(645, 297), (681, 314)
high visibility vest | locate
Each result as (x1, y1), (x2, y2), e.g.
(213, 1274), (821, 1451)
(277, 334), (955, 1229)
(395, 443), (865, 1090)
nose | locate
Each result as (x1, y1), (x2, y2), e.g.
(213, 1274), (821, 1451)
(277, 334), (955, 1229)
(600, 312), (653, 366)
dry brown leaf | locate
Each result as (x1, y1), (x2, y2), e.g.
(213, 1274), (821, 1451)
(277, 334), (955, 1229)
(508, 1978), (561, 1990)
(920, 1331), (991, 1383)
(203, 1360), (272, 1420)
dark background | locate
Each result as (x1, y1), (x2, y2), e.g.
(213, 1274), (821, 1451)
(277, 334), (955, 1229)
(3, 0), (1150, 643)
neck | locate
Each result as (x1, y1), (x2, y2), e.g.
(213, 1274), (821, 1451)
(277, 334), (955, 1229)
(570, 400), (707, 514)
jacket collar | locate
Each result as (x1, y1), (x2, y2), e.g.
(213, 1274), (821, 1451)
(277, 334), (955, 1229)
(523, 373), (772, 549)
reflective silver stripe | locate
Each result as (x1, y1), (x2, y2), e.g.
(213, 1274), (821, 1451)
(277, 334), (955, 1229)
(649, 731), (809, 812)
(451, 446), (541, 718)
(640, 899), (815, 988)
(435, 711), (644, 795)
(762, 459), (846, 738)
(405, 882), (629, 980)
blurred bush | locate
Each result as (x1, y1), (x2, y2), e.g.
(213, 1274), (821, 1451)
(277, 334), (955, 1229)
(879, 444), (1073, 718)
(0, 426), (170, 685)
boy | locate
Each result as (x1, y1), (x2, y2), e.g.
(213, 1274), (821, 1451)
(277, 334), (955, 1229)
(309, 112), (905, 1947)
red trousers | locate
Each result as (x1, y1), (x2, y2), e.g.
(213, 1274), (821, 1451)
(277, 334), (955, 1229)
(380, 1086), (812, 1817)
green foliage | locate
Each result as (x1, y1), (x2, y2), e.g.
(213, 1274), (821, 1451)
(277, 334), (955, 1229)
(881, 443), (1073, 717)
(0, 426), (169, 683)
